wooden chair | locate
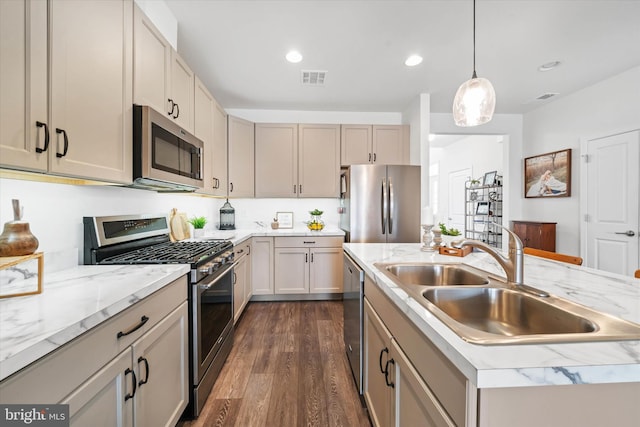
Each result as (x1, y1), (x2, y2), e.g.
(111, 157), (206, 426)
(523, 247), (583, 266)
(635, 269), (640, 279)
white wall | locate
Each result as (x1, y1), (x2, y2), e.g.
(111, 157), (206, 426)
(522, 66), (640, 255)
(430, 135), (504, 224)
(134, 0), (178, 49)
(0, 178), (339, 264)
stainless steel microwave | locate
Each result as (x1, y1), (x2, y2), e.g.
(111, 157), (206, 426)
(132, 105), (204, 192)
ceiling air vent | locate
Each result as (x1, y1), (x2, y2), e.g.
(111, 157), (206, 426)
(535, 92), (558, 100)
(301, 70), (327, 86)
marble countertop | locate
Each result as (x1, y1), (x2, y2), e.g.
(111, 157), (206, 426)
(198, 225), (345, 246)
(344, 243), (640, 389)
(0, 264), (190, 381)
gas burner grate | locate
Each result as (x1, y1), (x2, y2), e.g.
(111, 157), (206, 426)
(101, 240), (231, 264)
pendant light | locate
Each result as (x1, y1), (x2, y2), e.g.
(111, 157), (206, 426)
(452, 0), (496, 127)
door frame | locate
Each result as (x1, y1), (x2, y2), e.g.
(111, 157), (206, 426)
(579, 128), (640, 273)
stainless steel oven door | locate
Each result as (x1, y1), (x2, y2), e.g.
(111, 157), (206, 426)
(192, 262), (235, 384)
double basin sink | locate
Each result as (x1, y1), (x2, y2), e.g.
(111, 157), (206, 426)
(374, 262), (640, 345)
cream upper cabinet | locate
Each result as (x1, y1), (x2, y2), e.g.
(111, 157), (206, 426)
(170, 50), (195, 133)
(227, 115), (255, 197)
(0, 0), (48, 172)
(211, 100), (228, 197)
(133, 5), (170, 117)
(133, 5), (194, 133)
(341, 124), (409, 166)
(255, 123), (298, 197)
(48, 0), (133, 183)
(299, 124), (341, 197)
(1, 0), (132, 184)
(255, 123), (340, 198)
(194, 76), (215, 195)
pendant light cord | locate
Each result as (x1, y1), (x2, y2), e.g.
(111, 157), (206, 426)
(472, 0), (477, 79)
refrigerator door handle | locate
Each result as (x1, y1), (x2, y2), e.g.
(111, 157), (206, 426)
(388, 177), (394, 234)
(381, 177), (387, 234)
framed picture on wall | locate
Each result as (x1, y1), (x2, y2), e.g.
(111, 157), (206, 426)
(524, 149), (571, 198)
(276, 212), (294, 228)
(476, 202), (489, 215)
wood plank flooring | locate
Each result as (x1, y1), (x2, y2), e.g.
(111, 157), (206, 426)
(179, 301), (371, 427)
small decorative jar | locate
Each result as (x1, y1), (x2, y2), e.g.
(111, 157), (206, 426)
(307, 209), (325, 231)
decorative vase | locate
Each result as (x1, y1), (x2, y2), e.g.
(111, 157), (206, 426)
(440, 234), (461, 247)
(0, 221), (39, 256)
(193, 228), (204, 238)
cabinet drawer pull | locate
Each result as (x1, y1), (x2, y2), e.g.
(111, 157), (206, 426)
(124, 368), (137, 401)
(55, 128), (69, 158)
(384, 358), (395, 388)
(173, 103), (180, 119)
(379, 347), (388, 374)
(167, 98), (174, 116)
(35, 121), (50, 153)
(137, 356), (150, 386)
(303, 241), (316, 244)
(117, 315), (149, 339)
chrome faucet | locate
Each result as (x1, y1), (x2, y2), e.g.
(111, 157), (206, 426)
(452, 224), (548, 296)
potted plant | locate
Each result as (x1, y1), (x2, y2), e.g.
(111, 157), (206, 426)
(438, 222), (461, 247)
(469, 179), (481, 188)
(188, 216), (208, 237)
(307, 209), (325, 231)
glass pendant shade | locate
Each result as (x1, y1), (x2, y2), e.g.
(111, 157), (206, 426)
(452, 73), (496, 127)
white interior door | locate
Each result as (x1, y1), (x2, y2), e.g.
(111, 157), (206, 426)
(448, 168), (471, 232)
(583, 130), (639, 276)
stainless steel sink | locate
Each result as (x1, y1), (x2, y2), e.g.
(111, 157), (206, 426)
(373, 262), (640, 345)
(376, 262), (489, 286)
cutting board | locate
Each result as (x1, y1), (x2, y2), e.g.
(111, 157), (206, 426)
(169, 208), (190, 241)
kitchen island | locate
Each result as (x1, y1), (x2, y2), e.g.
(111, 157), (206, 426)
(345, 243), (640, 426)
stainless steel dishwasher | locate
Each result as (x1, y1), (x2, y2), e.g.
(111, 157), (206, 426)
(343, 252), (364, 395)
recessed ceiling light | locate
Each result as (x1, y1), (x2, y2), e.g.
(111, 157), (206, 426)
(405, 55), (423, 67)
(286, 50), (303, 63)
(538, 61), (561, 72)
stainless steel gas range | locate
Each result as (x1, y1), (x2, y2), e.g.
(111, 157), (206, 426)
(83, 214), (234, 418)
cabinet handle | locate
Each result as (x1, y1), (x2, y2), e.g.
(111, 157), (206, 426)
(305, 253), (308, 263)
(167, 98), (174, 116)
(137, 356), (150, 386)
(124, 368), (137, 401)
(369, 153), (372, 162)
(213, 177), (219, 189)
(310, 253), (314, 262)
(117, 315), (149, 339)
(378, 347), (388, 374)
(384, 358), (395, 388)
(299, 184), (302, 194)
(55, 128), (69, 158)
(373, 153), (376, 162)
(303, 241), (316, 244)
(233, 271), (237, 284)
(35, 121), (50, 153)
(293, 184), (296, 194)
(230, 182), (234, 192)
(173, 103), (180, 119)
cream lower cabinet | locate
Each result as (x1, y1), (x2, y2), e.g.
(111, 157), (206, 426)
(364, 274), (466, 427)
(274, 237), (343, 295)
(364, 300), (453, 427)
(233, 240), (252, 322)
(0, 277), (189, 427)
(251, 237), (274, 295)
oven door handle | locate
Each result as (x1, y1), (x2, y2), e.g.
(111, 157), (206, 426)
(198, 262), (237, 290)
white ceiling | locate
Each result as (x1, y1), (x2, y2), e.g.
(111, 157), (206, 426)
(165, 0), (640, 114)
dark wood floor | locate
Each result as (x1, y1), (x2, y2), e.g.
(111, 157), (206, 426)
(179, 301), (371, 427)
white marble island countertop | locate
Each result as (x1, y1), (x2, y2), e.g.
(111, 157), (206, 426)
(0, 264), (189, 381)
(344, 243), (640, 389)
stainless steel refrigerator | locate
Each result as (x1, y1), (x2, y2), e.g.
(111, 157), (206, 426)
(339, 165), (421, 243)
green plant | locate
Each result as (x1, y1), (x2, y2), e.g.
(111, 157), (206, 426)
(438, 222), (461, 236)
(309, 209), (324, 216)
(188, 216), (208, 229)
